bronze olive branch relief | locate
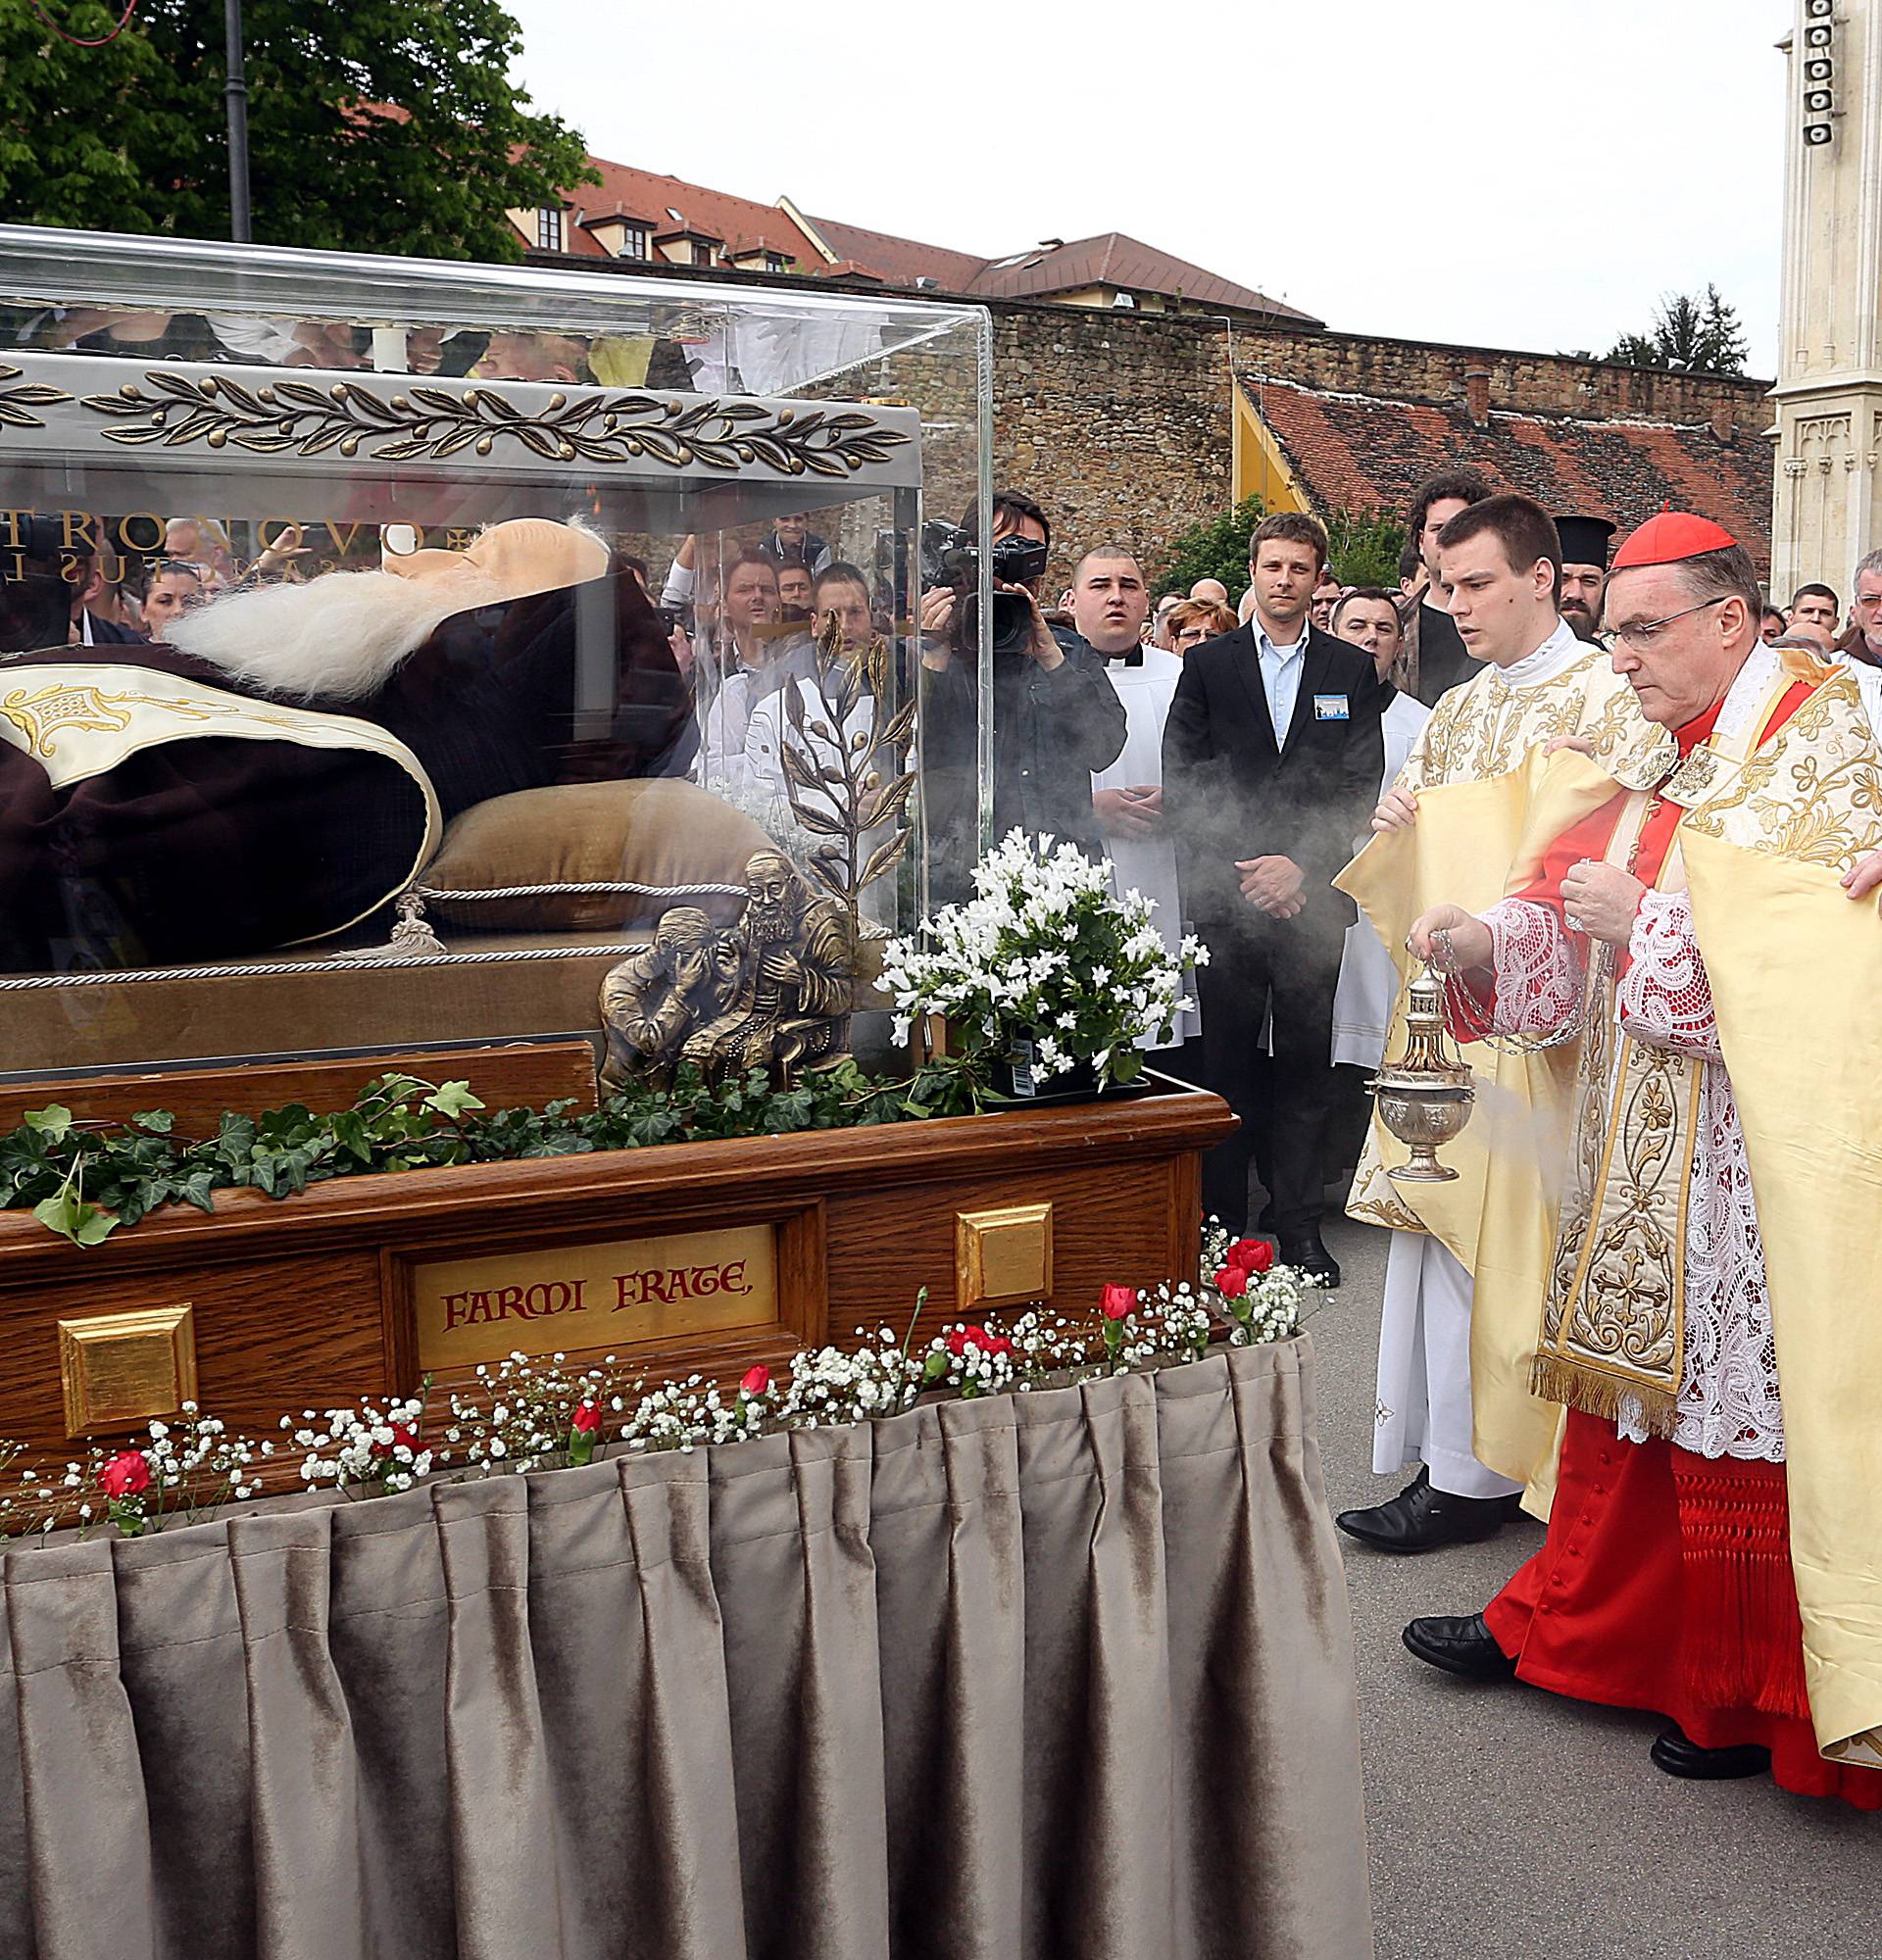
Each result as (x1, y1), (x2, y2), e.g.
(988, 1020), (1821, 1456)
(78, 370), (911, 476)
(782, 613), (918, 944)
(0, 363), (73, 432)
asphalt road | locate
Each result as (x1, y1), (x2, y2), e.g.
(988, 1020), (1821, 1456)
(1313, 1215), (1882, 1960)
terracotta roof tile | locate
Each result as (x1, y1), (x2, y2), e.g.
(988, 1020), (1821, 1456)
(800, 215), (989, 293)
(1246, 378), (1772, 571)
(967, 232), (1318, 323)
(528, 156), (1314, 318)
(546, 161), (823, 262)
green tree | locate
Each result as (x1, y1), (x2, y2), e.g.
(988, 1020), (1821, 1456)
(1324, 508), (1406, 589)
(1157, 497), (1407, 601)
(0, 0), (594, 260)
(1155, 494), (1264, 601)
(1604, 284), (1749, 376)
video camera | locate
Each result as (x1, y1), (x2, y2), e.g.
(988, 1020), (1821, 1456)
(918, 518), (1051, 657)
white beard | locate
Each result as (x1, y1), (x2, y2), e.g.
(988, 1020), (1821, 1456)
(168, 568), (511, 703)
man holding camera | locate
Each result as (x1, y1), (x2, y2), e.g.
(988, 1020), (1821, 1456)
(917, 491), (1126, 905)
(1164, 513), (1387, 1282)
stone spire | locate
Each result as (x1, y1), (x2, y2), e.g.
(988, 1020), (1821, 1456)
(1771, 0), (1882, 598)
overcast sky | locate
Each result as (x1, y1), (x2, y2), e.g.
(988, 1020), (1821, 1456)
(508, 0), (1790, 376)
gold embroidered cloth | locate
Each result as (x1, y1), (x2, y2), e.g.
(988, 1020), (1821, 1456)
(0, 662), (441, 944)
(1530, 664), (1882, 1763)
(1338, 652), (1656, 1487)
(1681, 674), (1882, 1765)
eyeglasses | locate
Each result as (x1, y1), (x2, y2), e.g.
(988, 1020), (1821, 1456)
(1610, 594), (1730, 652)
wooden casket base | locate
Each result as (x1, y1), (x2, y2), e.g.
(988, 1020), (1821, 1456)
(0, 1049), (1235, 1467)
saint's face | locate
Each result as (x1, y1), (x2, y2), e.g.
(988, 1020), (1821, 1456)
(748, 861), (794, 912)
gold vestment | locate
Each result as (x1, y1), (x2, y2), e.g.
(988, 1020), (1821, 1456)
(1339, 649), (1658, 1490)
(1531, 660), (1882, 1767)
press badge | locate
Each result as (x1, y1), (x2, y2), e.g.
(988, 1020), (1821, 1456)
(1313, 693), (1350, 721)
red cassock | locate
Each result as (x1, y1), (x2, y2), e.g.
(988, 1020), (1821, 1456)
(1467, 685), (1882, 1808)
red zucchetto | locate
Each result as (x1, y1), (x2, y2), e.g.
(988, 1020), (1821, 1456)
(1609, 511), (1739, 570)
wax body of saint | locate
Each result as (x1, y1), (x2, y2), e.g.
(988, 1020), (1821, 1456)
(1090, 644), (1199, 1050)
(1340, 630), (1659, 1503)
(1455, 647), (1882, 1802)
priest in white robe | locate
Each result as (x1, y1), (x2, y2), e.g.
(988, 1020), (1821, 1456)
(1078, 548), (1199, 1049)
(1327, 589), (1432, 1070)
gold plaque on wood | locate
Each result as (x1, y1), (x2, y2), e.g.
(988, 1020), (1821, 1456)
(956, 1202), (1054, 1311)
(58, 1303), (197, 1438)
(412, 1223), (778, 1372)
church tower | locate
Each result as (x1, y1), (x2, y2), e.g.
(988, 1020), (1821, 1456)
(1770, 0), (1882, 599)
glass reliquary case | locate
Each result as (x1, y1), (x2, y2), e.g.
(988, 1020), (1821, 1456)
(0, 226), (994, 1083)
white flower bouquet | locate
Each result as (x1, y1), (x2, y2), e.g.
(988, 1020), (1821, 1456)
(876, 830), (1208, 1092)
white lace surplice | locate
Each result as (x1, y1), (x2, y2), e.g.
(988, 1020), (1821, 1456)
(1477, 892), (1785, 1462)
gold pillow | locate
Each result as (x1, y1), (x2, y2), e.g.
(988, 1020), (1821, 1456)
(420, 779), (773, 930)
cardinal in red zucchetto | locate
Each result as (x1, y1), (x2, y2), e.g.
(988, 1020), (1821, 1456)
(1397, 512), (1882, 1807)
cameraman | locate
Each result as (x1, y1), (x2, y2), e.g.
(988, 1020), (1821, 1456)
(917, 491), (1126, 903)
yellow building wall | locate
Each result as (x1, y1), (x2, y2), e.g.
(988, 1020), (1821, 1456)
(1232, 382), (1310, 514)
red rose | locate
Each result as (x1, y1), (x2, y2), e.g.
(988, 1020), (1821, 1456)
(984, 1336), (1015, 1358)
(1242, 1241), (1275, 1275)
(371, 1422), (419, 1457)
(740, 1364), (771, 1397)
(1224, 1237), (1263, 1270)
(1099, 1283), (1137, 1321)
(1214, 1264), (1250, 1299)
(946, 1325), (989, 1357)
(571, 1401), (601, 1435)
(100, 1450), (150, 1498)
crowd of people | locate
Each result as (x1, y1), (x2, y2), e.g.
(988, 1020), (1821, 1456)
(47, 475), (1882, 1297)
(8, 440), (1882, 1814)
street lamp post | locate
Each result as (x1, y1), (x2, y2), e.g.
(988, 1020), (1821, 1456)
(224, 0), (252, 242)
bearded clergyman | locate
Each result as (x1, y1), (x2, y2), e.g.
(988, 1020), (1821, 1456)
(680, 850), (853, 1084)
(1397, 512), (1882, 1808)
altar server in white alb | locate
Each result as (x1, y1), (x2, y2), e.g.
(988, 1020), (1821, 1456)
(1327, 588), (1432, 1071)
(1336, 501), (1659, 1552)
(1077, 547), (1199, 1049)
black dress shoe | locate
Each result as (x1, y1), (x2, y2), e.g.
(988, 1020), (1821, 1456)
(1279, 1232), (1341, 1288)
(1649, 1724), (1772, 1781)
(1402, 1612), (1518, 1681)
(1337, 1466), (1524, 1553)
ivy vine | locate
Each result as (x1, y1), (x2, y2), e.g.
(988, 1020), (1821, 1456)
(1, 1056), (1002, 1247)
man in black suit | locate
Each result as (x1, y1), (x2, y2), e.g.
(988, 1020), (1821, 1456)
(1163, 512), (1387, 1284)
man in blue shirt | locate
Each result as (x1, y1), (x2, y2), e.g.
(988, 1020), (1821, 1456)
(1164, 513), (1388, 1284)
